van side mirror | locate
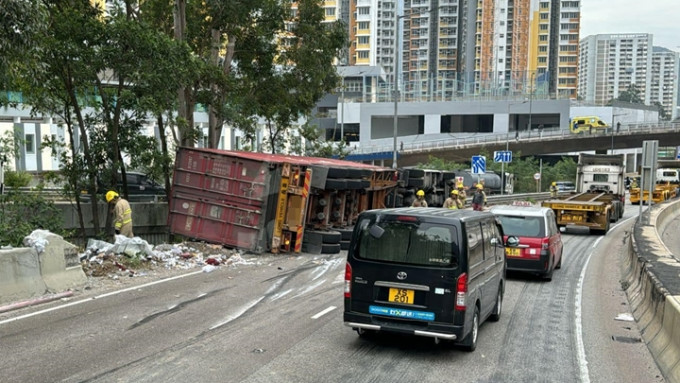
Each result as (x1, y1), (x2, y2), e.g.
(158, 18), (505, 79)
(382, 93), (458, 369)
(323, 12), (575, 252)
(368, 225), (385, 239)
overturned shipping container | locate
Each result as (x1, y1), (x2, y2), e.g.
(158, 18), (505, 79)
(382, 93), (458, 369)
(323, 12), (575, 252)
(168, 147), (395, 254)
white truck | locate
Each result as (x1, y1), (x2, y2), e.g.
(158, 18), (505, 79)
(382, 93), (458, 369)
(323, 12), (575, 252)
(542, 154), (625, 235)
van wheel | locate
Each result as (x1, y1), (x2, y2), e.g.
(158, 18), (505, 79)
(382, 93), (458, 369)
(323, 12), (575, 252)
(460, 306), (479, 352)
(489, 287), (502, 322)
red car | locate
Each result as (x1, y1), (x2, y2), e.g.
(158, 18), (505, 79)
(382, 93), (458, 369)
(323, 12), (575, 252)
(490, 205), (563, 281)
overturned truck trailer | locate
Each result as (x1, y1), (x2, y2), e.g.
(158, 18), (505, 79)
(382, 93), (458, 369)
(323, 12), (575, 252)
(168, 147), (396, 254)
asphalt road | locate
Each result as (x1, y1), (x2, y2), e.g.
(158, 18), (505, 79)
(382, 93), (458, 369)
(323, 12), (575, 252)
(0, 203), (667, 383)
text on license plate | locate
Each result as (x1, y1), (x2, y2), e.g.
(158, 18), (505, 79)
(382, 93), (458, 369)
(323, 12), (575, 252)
(388, 288), (414, 304)
(505, 247), (521, 257)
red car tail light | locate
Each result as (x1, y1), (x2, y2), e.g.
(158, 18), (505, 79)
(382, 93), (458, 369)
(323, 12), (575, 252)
(455, 273), (468, 311)
(541, 237), (550, 250)
(344, 262), (352, 298)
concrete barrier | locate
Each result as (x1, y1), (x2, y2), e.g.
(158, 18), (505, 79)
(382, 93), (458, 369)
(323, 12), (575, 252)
(627, 198), (680, 383)
(0, 248), (47, 305)
(37, 232), (87, 292)
(0, 232), (87, 306)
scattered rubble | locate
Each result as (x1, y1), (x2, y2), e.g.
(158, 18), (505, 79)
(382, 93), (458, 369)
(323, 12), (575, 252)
(80, 235), (260, 281)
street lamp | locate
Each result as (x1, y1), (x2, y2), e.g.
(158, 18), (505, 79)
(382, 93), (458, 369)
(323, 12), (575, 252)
(528, 71), (535, 134)
(392, 6), (442, 169)
(503, 100), (527, 196)
(392, 10), (402, 169)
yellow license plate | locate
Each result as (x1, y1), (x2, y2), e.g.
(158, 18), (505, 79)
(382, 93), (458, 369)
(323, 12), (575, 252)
(389, 288), (414, 304)
(505, 247), (521, 257)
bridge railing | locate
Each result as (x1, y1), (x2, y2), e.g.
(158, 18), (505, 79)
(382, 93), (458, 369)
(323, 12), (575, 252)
(352, 122), (680, 155)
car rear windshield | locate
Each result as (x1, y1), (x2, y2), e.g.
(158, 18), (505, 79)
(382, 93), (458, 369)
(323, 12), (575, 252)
(354, 218), (459, 268)
(495, 215), (545, 237)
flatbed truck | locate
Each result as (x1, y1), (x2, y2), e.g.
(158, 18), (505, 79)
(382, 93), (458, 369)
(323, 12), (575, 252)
(542, 154), (625, 235)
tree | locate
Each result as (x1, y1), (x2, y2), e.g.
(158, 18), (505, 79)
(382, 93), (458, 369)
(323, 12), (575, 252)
(616, 83), (643, 104)
(652, 101), (670, 121)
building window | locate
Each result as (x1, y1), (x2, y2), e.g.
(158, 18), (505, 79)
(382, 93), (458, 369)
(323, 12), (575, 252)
(358, 51), (369, 59)
(325, 8), (335, 17)
(25, 134), (35, 154)
(358, 7), (370, 15)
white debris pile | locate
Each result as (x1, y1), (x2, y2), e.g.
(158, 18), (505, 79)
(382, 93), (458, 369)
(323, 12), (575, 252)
(80, 237), (259, 278)
(23, 229), (55, 254)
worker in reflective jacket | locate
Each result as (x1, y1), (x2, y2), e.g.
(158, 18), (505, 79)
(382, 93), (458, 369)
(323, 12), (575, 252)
(443, 189), (459, 209)
(106, 191), (134, 238)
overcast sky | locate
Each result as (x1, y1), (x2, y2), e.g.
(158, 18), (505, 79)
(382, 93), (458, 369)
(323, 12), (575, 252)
(580, 0), (678, 50)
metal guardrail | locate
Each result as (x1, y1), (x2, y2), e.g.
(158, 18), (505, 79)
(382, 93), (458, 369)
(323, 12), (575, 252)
(6, 188), (167, 203)
(352, 122), (680, 155)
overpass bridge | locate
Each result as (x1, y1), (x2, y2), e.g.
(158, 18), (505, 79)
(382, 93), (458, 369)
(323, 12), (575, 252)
(348, 122), (680, 167)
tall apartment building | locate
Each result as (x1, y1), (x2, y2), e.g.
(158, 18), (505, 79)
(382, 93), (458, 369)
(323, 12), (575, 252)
(340, 0), (580, 101)
(651, 48), (680, 120)
(578, 34), (678, 119)
(347, 0), (399, 86)
(578, 34), (653, 105)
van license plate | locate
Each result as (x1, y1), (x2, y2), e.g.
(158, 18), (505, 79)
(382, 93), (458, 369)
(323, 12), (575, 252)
(389, 288), (414, 304)
(505, 247), (521, 257)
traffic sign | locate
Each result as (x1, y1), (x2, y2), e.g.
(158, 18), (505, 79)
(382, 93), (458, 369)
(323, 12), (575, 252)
(494, 150), (512, 163)
(472, 156), (486, 175)
(533, 173), (541, 180)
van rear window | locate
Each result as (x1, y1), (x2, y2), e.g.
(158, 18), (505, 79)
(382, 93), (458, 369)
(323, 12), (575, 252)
(355, 220), (459, 268)
(495, 215), (545, 237)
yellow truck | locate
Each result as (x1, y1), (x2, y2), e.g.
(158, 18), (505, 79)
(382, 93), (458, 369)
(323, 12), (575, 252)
(570, 116), (610, 134)
(629, 160), (680, 205)
(542, 154), (625, 235)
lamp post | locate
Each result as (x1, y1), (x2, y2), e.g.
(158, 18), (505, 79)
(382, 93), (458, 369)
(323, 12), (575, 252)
(528, 71), (535, 134)
(392, 6), (441, 169)
(503, 100), (527, 196)
(340, 76), (345, 144)
(392, 10), (401, 169)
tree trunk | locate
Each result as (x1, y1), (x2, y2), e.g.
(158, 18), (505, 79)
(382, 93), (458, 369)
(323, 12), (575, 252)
(158, 114), (172, 196)
(174, 0), (193, 148)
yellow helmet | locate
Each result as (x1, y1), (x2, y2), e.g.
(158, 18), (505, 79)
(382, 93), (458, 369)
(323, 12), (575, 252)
(476, 184), (484, 190)
(551, 182), (556, 186)
(451, 189), (459, 195)
(105, 190), (119, 203)
(456, 183), (464, 189)
(416, 190), (425, 197)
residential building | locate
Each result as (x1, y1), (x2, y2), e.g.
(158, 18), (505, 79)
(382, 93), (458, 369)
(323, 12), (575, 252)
(578, 34), (678, 120)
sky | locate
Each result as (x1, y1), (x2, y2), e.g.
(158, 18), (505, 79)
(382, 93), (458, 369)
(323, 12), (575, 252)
(580, 0), (678, 51)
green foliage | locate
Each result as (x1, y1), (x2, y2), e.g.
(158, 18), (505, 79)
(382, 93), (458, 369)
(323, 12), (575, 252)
(4, 170), (32, 188)
(0, 191), (66, 247)
(294, 122), (353, 158)
(419, 153), (577, 194)
(616, 84), (643, 104)
(652, 101), (669, 121)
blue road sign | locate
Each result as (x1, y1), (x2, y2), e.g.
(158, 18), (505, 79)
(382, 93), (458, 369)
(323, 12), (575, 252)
(472, 155), (486, 174)
(494, 150), (512, 163)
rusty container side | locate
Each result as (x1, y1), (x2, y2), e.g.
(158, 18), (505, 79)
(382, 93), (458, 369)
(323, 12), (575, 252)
(168, 148), (282, 253)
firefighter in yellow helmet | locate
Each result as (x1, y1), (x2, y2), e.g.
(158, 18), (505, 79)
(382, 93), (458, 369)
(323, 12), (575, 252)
(106, 190), (134, 238)
(550, 181), (558, 197)
(456, 183), (467, 208)
(443, 189), (459, 209)
(411, 189), (428, 207)
(472, 184), (486, 211)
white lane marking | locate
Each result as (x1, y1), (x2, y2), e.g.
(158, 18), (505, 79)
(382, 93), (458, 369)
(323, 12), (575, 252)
(210, 296), (264, 330)
(0, 270), (204, 326)
(311, 306), (337, 319)
(575, 244), (593, 383)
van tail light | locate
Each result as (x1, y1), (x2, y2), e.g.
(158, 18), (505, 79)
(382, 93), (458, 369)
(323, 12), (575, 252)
(455, 273), (468, 311)
(541, 238), (550, 250)
(344, 262), (352, 298)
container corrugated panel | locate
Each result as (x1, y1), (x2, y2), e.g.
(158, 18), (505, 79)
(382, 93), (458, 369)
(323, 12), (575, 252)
(168, 148), (283, 253)
(171, 148), (272, 208)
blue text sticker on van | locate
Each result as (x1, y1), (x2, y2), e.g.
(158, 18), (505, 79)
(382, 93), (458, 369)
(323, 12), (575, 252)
(369, 305), (435, 321)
